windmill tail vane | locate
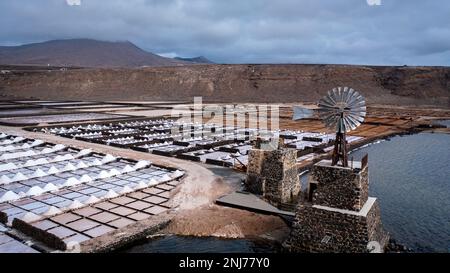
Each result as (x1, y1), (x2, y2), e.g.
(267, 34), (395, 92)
(292, 87), (366, 167)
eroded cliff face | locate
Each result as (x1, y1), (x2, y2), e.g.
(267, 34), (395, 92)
(1, 64), (449, 106)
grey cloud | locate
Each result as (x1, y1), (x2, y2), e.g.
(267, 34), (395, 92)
(0, 0), (449, 65)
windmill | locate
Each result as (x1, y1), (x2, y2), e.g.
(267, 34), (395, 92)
(293, 87), (366, 167)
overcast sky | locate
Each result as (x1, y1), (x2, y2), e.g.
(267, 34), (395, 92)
(0, 0), (449, 65)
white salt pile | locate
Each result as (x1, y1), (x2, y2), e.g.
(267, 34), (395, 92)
(21, 212), (42, 223)
(76, 161), (88, 168)
(31, 140), (44, 146)
(64, 177), (81, 187)
(97, 170), (110, 179)
(122, 165), (134, 173)
(109, 168), (121, 177)
(52, 144), (66, 151)
(34, 158), (49, 165)
(103, 190), (118, 199)
(13, 172), (28, 181)
(135, 181), (148, 190)
(79, 174), (92, 183)
(134, 160), (151, 170)
(85, 195), (100, 204)
(43, 206), (62, 216)
(77, 149), (92, 157)
(0, 175), (12, 184)
(21, 143), (30, 149)
(33, 168), (47, 177)
(64, 163), (77, 171)
(171, 170), (184, 178)
(26, 186), (44, 196)
(102, 154), (116, 163)
(52, 155), (65, 162)
(148, 178), (159, 186)
(120, 186), (133, 194)
(42, 148), (54, 154)
(43, 183), (59, 192)
(91, 159), (102, 166)
(47, 166), (60, 174)
(159, 174), (172, 182)
(62, 154), (74, 160)
(68, 200), (84, 210)
(0, 191), (20, 202)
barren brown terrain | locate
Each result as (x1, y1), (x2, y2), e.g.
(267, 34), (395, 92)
(1, 64), (449, 107)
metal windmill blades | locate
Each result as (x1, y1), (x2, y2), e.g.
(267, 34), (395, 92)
(291, 87), (366, 133)
(291, 87), (366, 167)
(317, 87), (366, 133)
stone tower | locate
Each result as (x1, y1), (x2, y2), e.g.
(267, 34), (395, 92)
(285, 157), (389, 253)
(245, 138), (300, 206)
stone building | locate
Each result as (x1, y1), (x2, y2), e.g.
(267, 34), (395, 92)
(245, 138), (300, 206)
(285, 158), (389, 253)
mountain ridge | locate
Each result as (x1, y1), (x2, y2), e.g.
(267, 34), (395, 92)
(0, 39), (210, 68)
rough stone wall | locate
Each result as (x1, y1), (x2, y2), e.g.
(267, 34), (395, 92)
(366, 201), (390, 249)
(245, 148), (300, 205)
(285, 200), (389, 253)
(245, 149), (265, 194)
(311, 163), (368, 211)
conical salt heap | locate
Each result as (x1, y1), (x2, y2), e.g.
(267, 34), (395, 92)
(52, 144), (66, 151)
(79, 174), (92, 183)
(103, 190), (118, 199)
(64, 177), (81, 187)
(34, 168), (47, 177)
(135, 181), (148, 190)
(68, 200), (84, 210)
(42, 148), (54, 154)
(77, 149), (92, 157)
(0, 191), (20, 202)
(21, 212), (42, 223)
(97, 170), (110, 179)
(64, 162), (77, 172)
(21, 143), (30, 149)
(85, 195), (100, 204)
(43, 206), (62, 217)
(76, 161), (88, 169)
(62, 154), (74, 160)
(0, 162), (17, 172)
(122, 165), (134, 173)
(159, 174), (172, 182)
(102, 154), (116, 164)
(47, 166), (60, 174)
(148, 178), (159, 186)
(31, 140), (44, 146)
(109, 168), (121, 177)
(171, 170), (184, 178)
(134, 160), (151, 170)
(13, 172), (28, 181)
(26, 186), (44, 196)
(0, 175), (12, 184)
(120, 186), (133, 194)
(91, 159), (102, 166)
(52, 155), (65, 162)
(43, 183), (59, 192)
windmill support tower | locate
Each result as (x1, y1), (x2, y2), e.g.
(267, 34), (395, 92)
(332, 113), (348, 167)
(286, 87), (389, 253)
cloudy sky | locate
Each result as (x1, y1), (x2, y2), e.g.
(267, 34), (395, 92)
(0, 0), (449, 65)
